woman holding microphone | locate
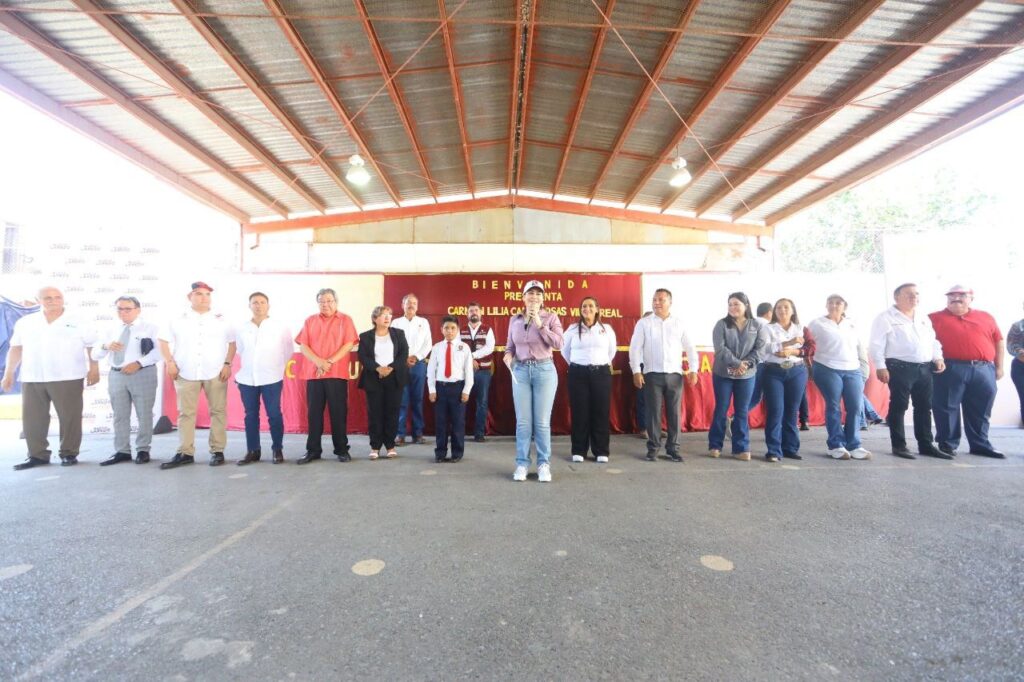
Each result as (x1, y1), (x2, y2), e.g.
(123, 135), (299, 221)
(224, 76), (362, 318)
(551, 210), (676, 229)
(562, 296), (617, 463)
(504, 280), (564, 482)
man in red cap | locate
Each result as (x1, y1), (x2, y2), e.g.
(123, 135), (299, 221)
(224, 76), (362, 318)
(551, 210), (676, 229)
(929, 285), (1006, 458)
(158, 281), (236, 468)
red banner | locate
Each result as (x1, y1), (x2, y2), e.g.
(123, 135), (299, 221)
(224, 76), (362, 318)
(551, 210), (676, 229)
(161, 272), (890, 436)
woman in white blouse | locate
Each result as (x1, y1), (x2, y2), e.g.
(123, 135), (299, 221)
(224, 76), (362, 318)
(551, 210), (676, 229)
(806, 295), (871, 460)
(562, 297), (617, 463)
(762, 298), (813, 462)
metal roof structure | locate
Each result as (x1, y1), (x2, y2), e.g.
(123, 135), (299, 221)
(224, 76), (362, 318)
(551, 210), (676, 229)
(1, 1), (1023, 236)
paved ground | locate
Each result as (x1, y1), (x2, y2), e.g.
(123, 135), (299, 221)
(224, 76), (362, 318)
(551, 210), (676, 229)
(1, 421), (1022, 681)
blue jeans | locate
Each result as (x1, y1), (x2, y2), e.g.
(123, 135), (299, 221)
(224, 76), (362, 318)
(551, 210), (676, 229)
(708, 374), (755, 453)
(748, 362), (766, 410)
(471, 367), (492, 438)
(512, 360), (558, 467)
(238, 381), (284, 452)
(812, 363), (863, 450)
(859, 395), (881, 428)
(763, 364), (807, 456)
(932, 360), (996, 450)
(397, 360), (427, 437)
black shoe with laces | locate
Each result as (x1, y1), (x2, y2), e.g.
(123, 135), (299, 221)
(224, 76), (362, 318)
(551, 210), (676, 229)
(160, 453), (195, 470)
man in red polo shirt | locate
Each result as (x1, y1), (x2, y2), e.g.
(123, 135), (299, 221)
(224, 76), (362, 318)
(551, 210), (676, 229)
(295, 287), (358, 464)
(929, 285), (1006, 458)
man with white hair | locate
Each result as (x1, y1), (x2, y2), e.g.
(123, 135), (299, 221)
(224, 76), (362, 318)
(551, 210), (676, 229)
(2, 286), (99, 469)
(929, 284), (1005, 458)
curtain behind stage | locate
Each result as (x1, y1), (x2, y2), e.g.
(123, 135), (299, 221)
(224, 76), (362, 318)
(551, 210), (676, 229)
(160, 273), (890, 435)
(0, 296), (40, 394)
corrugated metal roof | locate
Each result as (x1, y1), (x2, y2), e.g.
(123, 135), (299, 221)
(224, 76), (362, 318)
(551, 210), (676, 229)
(0, 0), (1020, 227)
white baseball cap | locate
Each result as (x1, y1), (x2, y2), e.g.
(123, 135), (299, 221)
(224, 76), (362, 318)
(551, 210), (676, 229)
(522, 280), (545, 295)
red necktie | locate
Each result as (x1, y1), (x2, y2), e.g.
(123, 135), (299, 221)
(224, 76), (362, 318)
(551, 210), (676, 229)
(444, 341), (452, 378)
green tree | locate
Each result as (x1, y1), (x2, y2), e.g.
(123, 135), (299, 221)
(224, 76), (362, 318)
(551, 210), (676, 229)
(777, 167), (992, 273)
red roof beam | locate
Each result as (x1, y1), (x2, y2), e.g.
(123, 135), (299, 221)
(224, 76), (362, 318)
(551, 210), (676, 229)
(587, 0), (703, 200)
(620, 0), (793, 208)
(352, 0), (438, 200)
(741, 14), (1024, 220)
(437, 0), (475, 196)
(768, 75), (1024, 225)
(695, 0), (978, 218)
(71, 0), (328, 213)
(169, 0), (362, 209)
(513, 0), (541, 193)
(550, 0), (616, 196)
(0, 10), (288, 217)
(263, 0), (402, 205)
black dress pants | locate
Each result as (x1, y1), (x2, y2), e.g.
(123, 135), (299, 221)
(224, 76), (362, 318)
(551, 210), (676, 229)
(568, 364), (612, 457)
(885, 359), (934, 449)
(306, 378), (349, 455)
(365, 376), (402, 450)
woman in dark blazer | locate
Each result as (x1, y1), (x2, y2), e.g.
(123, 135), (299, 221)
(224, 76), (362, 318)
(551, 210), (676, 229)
(358, 305), (409, 459)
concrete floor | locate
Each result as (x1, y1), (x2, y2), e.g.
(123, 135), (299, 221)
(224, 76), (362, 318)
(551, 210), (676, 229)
(1, 421), (1022, 681)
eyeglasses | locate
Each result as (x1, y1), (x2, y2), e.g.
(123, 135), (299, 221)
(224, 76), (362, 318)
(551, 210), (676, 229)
(116, 307), (137, 312)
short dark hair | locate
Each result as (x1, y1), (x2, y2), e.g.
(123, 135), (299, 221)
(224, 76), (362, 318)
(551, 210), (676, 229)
(756, 302), (772, 317)
(249, 291), (268, 302)
(466, 301), (481, 309)
(653, 288), (672, 300)
(441, 315), (459, 327)
(115, 296), (140, 309)
(893, 283), (916, 298)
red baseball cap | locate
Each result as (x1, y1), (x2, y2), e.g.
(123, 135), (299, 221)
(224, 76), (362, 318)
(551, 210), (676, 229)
(190, 281), (214, 292)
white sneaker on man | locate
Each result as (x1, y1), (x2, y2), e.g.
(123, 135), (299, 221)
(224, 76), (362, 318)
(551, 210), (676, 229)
(538, 463), (552, 482)
(513, 466), (527, 481)
(849, 447), (872, 460)
(596, 455), (609, 463)
(571, 454), (584, 463)
(829, 447), (851, 460)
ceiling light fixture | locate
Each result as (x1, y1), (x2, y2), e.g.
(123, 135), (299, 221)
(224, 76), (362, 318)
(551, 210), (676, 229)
(346, 154), (371, 186)
(669, 157), (691, 188)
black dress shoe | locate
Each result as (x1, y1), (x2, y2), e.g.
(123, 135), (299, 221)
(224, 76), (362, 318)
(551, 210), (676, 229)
(435, 456), (445, 463)
(100, 452), (133, 466)
(160, 453), (195, 469)
(473, 435), (487, 443)
(667, 453), (683, 462)
(799, 422), (809, 431)
(13, 457), (49, 471)
(782, 452), (803, 460)
(969, 447), (1006, 459)
(209, 452), (225, 466)
(645, 452), (657, 461)
(60, 456), (78, 466)
(450, 456), (463, 463)
(938, 443), (957, 457)
(919, 443), (953, 460)
(296, 453), (321, 465)
(336, 452), (352, 462)
(237, 451), (261, 466)
(135, 451), (150, 464)
(272, 449), (284, 464)
(892, 446), (916, 460)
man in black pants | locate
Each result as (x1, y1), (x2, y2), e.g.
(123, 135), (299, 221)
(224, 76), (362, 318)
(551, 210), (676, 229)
(868, 283), (949, 460)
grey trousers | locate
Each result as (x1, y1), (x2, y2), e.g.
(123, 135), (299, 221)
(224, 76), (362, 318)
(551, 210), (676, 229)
(22, 379), (84, 461)
(108, 365), (158, 453)
(643, 372), (683, 456)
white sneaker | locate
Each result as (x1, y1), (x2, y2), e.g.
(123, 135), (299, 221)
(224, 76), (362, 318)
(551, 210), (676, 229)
(513, 466), (527, 482)
(368, 450), (378, 460)
(850, 447), (872, 460)
(829, 447), (851, 460)
(571, 454), (584, 463)
(538, 463), (552, 482)
(596, 455), (609, 463)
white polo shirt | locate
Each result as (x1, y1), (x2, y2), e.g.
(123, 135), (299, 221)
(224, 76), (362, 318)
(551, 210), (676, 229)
(9, 310), (97, 382)
(159, 309), (235, 381)
(234, 317), (294, 387)
(391, 315), (432, 361)
(628, 313), (697, 375)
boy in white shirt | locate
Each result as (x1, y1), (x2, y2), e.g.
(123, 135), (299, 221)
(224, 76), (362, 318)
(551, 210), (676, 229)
(427, 316), (474, 463)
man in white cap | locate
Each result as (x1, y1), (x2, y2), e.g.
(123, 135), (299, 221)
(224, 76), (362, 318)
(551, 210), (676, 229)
(929, 285), (1005, 458)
